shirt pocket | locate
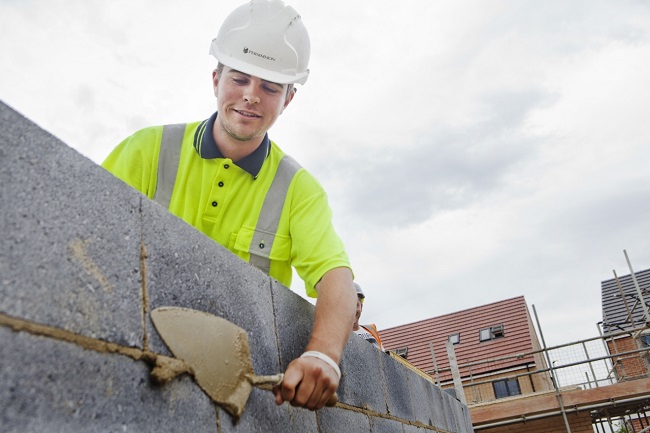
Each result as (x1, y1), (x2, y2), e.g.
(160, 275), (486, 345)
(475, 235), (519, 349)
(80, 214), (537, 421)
(233, 226), (292, 262)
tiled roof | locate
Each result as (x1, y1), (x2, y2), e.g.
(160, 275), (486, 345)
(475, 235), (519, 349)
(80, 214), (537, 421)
(601, 268), (650, 335)
(379, 296), (537, 381)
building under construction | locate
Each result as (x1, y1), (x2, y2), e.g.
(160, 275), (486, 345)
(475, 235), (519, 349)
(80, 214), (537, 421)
(380, 262), (650, 433)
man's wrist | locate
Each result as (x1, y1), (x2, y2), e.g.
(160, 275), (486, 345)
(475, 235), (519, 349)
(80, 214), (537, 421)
(300, 351), (341, 379)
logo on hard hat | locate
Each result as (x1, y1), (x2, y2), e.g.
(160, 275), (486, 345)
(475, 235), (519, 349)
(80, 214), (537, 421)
(243, 47), (276, 62)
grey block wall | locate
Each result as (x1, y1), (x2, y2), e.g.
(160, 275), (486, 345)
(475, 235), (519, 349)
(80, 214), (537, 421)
(0, 100), (473, 433)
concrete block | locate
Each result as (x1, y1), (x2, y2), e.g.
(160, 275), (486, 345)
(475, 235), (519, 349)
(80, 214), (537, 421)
(140, 190), (289, 421)
(427, 381), (450, 431)
(448, 399), (473, 433)
(404, 369), (439, 428)
(0, 101), (142, 348)
(218, 390), (318, 433)
(338, 335), (388, 412)
(316, 406), (371, 433)
(369, 415), (408, 433)
(270, 279), (315, 370)
(403, 424), (433, 433)
(380, 354), (415, 419)
(459, 405), (473, 433)
(141, 199), (280, 376)
(0, 327), (215, 433)
(442, 391), (461, 433)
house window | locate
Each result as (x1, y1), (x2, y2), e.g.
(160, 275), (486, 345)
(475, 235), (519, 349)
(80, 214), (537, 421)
(641, 334), (650, 347)
(449, 333), (460, 345)
(393, 347), (408, 359)
(480, 324), (505, 342)
(493, 378), (521, 399)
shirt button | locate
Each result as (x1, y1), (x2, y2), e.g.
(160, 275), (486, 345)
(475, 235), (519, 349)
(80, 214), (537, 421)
(218, 181), (224, 187)
(212, 201), (218, 207)
(224, 164), (230, 169)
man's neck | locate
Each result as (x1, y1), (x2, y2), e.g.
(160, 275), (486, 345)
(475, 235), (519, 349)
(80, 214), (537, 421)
(216, 137), (262, 162)
(212, 116), (264, 162)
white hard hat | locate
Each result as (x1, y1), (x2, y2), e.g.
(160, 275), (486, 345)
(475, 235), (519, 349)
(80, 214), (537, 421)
(354, 283), (365, 299)
(209, 0), (310, 85)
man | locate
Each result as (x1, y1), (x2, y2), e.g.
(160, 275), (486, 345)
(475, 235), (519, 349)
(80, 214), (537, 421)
(353, 283), (385, 351)
(102, 0), (356, 411)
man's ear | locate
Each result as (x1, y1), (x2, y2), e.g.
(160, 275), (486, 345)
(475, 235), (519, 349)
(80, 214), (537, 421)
(281, 87), (296, 112)
(212, 69), (220, 98)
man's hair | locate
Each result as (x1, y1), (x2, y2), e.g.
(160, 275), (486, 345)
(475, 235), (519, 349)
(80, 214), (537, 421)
(215, 62), (295, 99)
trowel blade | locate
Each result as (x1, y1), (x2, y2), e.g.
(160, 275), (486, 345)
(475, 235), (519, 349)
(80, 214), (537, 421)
(150, 306), (255, 418)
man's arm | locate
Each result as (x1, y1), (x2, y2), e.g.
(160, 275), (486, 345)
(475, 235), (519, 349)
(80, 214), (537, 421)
(274, 266), (356, 410)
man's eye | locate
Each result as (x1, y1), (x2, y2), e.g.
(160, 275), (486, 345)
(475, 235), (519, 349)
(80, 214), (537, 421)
(263, 85), (280, 94)
(232, 78), (247, 85)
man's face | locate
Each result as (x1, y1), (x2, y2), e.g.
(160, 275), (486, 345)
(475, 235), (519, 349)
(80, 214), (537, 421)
(353, 297), (363, 328)
(213, 66), (294, 144)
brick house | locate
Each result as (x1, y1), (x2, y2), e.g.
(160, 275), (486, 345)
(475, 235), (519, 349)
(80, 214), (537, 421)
(601, 267), (650, 432)
(380, 293), (650, 433)
(380, 296), (552, 403)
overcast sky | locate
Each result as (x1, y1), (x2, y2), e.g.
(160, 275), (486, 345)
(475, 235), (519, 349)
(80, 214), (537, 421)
(2, 0), (650, 348)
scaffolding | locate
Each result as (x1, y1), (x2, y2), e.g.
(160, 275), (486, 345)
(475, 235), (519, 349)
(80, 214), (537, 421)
(425, 251), (650, 433)
(428, 324), (650, 432)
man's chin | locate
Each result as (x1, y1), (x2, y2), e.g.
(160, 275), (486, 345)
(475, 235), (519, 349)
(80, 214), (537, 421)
(226, 130), (260, 142)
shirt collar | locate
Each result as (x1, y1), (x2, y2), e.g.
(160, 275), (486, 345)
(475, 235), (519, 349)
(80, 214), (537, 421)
(192, 111), (270, 178)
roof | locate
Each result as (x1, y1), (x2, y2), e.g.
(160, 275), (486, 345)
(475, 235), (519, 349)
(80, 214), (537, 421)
(379, 296), (537, 381)
(601, 267), (650, 335)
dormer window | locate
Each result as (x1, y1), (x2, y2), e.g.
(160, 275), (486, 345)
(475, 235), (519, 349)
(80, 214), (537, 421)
(449, 333), (460, 345)
(480, 325), (505, 342)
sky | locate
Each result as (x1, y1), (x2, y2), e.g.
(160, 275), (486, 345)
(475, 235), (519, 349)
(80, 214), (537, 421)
(2, 0), (650, 348)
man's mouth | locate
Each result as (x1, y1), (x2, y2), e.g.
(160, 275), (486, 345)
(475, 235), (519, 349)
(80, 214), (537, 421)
(234, 109), (261, 118)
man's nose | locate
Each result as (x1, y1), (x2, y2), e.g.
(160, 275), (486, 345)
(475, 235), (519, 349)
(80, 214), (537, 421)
(243, 85), (261, 104)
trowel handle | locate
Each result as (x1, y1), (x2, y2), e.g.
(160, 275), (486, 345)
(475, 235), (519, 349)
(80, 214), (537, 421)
(249, 373), (284, 389)
(325, 392), (338, 407)
(250, 373), (338, 406)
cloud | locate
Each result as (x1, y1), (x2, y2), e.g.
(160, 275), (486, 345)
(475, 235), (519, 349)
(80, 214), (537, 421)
(314, 87), (547, 228)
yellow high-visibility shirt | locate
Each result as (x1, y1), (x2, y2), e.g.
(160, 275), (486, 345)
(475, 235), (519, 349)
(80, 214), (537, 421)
(102, 113), (350, 296)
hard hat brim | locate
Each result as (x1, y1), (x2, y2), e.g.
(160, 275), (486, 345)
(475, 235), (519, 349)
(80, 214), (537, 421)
(211, 41), (309, 86)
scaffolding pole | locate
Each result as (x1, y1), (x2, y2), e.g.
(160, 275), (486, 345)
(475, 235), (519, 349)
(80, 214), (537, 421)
(624, 249), (650, 324)
(429, 342), (441, 386)
(614, 269), (635, 324)
(446, 340), (467, 406)
(532, 303), (573, 433)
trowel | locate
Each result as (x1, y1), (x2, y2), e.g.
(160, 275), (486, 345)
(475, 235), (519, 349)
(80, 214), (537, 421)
(149, 306), (337, 418)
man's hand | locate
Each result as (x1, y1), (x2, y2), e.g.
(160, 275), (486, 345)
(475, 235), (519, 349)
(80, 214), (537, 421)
(273, 267), (356, 410)
(273, 355), (339, 410)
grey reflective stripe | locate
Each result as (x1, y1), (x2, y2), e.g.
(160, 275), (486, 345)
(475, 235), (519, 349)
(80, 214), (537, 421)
(249, 155), (301, 275)
(153, 123), (186, 208)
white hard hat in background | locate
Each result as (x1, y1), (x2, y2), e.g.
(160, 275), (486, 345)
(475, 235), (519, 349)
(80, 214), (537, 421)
(209, 0), (311, 85)
(354, 283), (365, 300)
